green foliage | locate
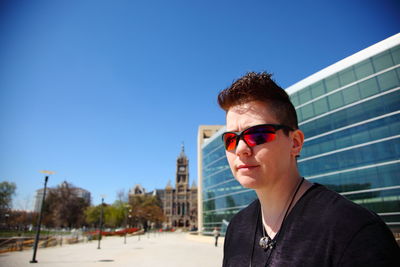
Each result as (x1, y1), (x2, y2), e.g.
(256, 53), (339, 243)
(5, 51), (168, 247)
(84, 194), (165, 229)
(84, 205), (102, 225)
(105, 201), (126, 227)
(84, 195), (165, 229)
(84, 201), (126, 228)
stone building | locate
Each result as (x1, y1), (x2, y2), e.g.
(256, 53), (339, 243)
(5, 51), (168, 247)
(128, 184), (147, 200)
(128, 184), (165, 207)
(163, 145), (197, 229)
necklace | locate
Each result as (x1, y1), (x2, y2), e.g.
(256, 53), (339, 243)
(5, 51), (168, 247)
(259, 177), (304, 250)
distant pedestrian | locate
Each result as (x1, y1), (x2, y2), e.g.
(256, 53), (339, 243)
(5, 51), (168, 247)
(212, 227), (220, 247)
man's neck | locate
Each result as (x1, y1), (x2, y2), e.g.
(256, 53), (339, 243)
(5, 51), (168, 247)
(255, 173), (311, 238)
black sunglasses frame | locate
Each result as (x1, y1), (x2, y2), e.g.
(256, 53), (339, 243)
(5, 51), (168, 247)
(221, 123), (294, 151)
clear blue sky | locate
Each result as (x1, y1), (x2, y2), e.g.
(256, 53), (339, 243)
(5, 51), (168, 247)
(1, 0), (399, 209)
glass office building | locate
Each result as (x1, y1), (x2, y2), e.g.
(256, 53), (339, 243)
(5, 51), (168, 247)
(199, 33), (400, 234)
(287, 34), (400, 228)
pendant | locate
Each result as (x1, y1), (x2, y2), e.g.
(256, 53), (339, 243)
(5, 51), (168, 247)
(259, 236), (275, 249)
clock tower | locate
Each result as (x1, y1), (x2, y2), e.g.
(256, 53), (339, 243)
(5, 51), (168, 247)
(176, 144), (189, 188)
(163, 144), (198, 229)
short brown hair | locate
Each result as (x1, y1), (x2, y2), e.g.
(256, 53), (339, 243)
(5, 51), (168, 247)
(218, 72), (298, 132)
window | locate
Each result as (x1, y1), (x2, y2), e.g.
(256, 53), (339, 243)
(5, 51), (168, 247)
(325, 75), (341, 92)
(310, 81), (326, 98)
(300, 104), (314, 120)
(342, 84), (360, 105)
(377, 69), (399, 92)
(291, 93), (300, 107)
(299, 88), (312, 103)
(354, 60), (374, 80)
(350, 130), (370, 144)
(391, 46), (400, 65)
(328, 91), (344, 110)
(313, 98), (328, 116)
(334, 134), (352, 149)
(359, 78), (379, 98)
(338, 67), (357, 87)
(372, 51), (394, 72)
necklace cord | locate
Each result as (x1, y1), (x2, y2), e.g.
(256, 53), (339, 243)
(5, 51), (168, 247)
(281, 177), (305, 225)
(260, 177), (305, 246)
(252, 177), (306, 266)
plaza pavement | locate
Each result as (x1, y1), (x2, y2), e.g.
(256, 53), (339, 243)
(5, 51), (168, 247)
(0, 232), (224, 267)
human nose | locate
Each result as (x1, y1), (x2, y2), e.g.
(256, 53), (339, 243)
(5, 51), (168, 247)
(235, 138), (252, 157)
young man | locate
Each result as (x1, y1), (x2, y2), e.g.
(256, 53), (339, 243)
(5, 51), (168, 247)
(219, 72), (399, 266)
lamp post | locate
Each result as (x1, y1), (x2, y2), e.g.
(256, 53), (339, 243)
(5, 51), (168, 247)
(137, 209), (141, 241)
(4, 213), (9, 230)
(97, 196), (105, 249)
(30, 170), (55, 264)
(128, 211), (132, 240)
(124, 204), (131, 244)
(146, 213), (151, 239)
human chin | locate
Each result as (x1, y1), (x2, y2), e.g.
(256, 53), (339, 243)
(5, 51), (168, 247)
(235, 174), (262, 189)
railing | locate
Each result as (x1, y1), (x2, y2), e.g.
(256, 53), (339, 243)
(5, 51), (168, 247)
(0, 234), (85, 253)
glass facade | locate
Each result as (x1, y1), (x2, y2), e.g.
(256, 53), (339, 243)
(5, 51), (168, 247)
(292, 44), (400, 228)
(200, 35), (400, 234)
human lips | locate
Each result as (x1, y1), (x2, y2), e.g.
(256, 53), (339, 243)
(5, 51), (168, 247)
(236, 164), (259, 171)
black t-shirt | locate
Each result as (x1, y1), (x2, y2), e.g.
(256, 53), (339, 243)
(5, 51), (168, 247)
(223, 184), (400, 267)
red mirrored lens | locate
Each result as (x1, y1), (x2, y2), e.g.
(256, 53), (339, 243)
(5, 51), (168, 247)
(223, 133), (237, 151)
(243, 125), (277, 147)
(243, 132), (276, 147)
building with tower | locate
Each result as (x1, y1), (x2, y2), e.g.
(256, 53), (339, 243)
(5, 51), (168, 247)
(128, 184), (165, 210)
(163, 145), (198, 229)
(128, 184), (147, 202)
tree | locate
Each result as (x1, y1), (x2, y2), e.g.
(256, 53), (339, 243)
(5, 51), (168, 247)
(85, 195), (165, 230)
(42, 181), (90, 228)
(8, 210), (37, 231)
(129, 195), (165, 229)
(105, 201), (125, 228)
(84, 205), (103, 226)
(85, 201), (126, 228)
(0, 181), (16, 211)
(0, 181), (17, 227)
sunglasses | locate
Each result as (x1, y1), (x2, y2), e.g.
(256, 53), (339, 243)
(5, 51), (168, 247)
(222, 124), (293, 151)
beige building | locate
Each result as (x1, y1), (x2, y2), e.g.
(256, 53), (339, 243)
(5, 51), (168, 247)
(163, 145), (198, 229)
(197, 125), (224, 233)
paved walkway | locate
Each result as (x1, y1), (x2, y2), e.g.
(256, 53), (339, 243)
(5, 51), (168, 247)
(0, 232), (224, 267)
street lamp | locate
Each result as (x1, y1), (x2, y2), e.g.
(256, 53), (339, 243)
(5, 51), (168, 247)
(137, 209), (141, 241)
(4, 213), (9, 230)
(97, 196), (105, 249)
(30, 170), (55, 264)
(146, 213), (151, 239)
(128, 211), (132, 227)
(124, 204), (131, 244)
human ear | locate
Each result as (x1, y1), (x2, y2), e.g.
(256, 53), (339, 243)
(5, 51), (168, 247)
(291, 129), (304, 157)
